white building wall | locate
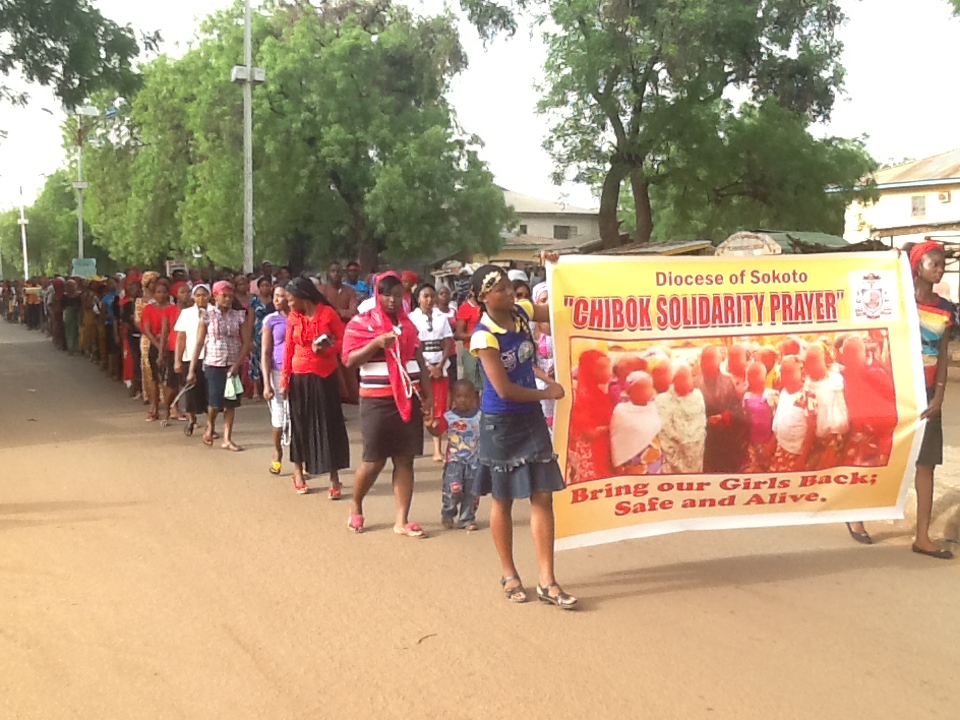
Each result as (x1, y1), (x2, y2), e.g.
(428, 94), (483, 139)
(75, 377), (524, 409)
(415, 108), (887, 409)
(518, 215), (601, 239)
(844, 185), (960, 302)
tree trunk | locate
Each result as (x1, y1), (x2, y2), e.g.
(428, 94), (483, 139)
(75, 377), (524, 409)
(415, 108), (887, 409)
(285, 232), (310, 275)
(631, 169), (653, 244)
(350, 209), (378, 274)
(599, 162), (629, 249)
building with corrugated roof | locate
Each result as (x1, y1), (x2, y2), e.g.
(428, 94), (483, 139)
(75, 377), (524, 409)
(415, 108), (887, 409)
(844, 149), (960, 244)
(843, 149), (960, 299)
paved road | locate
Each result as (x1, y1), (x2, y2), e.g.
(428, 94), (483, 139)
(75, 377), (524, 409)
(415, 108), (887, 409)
(1, 320), (958, 719)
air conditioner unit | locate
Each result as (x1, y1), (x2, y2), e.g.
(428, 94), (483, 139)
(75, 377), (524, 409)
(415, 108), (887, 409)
(938, 190), (951, 203)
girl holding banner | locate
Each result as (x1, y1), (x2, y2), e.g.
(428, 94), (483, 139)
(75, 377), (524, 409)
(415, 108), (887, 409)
(850, 241), (954, 559)
(469, 264), (576, 609)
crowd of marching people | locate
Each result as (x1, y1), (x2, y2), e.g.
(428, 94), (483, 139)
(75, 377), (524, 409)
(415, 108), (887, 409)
(3, 257), (578, 607)
(4, 241), (954, 611)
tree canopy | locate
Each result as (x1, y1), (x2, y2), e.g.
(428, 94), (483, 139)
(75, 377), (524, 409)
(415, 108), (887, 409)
(0, 0), (155, 109)
(79, 0), (510, 271)
(0, 170), (111, 278)
(462, 0), (872, 245)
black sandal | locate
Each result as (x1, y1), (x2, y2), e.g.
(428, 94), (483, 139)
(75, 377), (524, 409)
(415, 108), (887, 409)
(184, 420), (196, 437)
(536, 583), (578, 610)
(912, 543), (954, 560)
(501, 576), (527, 603)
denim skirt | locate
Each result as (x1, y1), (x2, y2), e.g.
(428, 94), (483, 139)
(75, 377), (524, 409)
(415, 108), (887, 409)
(477, 408), (564, 500)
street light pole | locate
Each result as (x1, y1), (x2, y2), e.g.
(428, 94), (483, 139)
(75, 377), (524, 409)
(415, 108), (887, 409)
(231, 0), (264, 275)
(76, 140), (85, 259)
(18, 186), (29, 279)
(243, 0), (254, 275)
(71, 107), (99, 260)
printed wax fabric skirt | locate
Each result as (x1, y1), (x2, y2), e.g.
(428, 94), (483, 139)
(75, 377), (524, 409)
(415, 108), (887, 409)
(289, 373), (350, 475)
(918, 386), (944, 467)
(359, 395), (424, 462)
(477, 408), (564, 500)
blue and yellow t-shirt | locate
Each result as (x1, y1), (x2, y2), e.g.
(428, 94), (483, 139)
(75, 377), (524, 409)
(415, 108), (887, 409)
(470, 299), (538, 414)
(917, 295), (955, 388)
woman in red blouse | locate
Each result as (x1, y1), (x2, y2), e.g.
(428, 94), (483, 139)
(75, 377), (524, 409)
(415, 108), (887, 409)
(281, 278), (351, 496)
(140, 278), (180, 422)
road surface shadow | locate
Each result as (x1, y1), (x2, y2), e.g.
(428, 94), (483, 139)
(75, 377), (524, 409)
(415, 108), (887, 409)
(0, 500), (141, 515)
(582, 545), (947, 606)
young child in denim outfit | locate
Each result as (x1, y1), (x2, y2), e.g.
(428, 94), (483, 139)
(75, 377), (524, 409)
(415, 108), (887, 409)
(433, 380), (482, 531)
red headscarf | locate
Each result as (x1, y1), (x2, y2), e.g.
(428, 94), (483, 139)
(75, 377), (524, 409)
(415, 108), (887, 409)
(342, 271), (421, 422)
(909, 240), (942, 273)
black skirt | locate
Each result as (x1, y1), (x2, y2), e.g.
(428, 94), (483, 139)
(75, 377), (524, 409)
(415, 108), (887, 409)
(183, 361), (209, 415)
(289, 373), (350, 475)
(917, 386), (944, 467)
(359, 395), (424, 462)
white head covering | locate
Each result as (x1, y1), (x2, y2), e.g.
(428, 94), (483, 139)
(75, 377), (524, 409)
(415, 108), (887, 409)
(532, 282), (548, 303)
(192, 283), (211, 298)
(507, 269), (529, 283)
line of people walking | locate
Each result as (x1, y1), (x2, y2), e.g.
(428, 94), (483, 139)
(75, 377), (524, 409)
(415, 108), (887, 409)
(11, 256), (579, 609)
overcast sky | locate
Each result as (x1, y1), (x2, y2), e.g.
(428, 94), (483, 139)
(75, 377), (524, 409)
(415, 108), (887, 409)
(1, 0), (957, 212)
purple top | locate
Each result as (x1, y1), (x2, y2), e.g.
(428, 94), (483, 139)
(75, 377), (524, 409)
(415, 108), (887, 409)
(263, 311), (288, 371)
(743, 394), (773, 445)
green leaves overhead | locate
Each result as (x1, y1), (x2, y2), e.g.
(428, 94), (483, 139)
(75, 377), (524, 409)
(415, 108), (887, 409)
(0, 0), (152, 108)
(464, 0), (866, 245)
(643, 101), (876, 240)
(79, 0), (508, 271)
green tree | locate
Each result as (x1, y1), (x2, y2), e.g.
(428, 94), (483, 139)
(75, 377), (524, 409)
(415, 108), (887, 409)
(0, 170), (109, 277)
(0, 0), (157, 109)
(617, 101), (876, 240)
(462, 0), (852, 247)
(83, 0), (510, 271)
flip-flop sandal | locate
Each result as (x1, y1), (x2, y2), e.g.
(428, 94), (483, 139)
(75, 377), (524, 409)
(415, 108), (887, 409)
(221, 443), (244, 452)
(347, 514), (365, 533)
(328, 484), (342, 500)
(202, 435), (214, 447)
(293, 478), (309, 494)
(394, 523), (426, 538)
(184, 421), (196, 437)
(269, 461), (282, 475)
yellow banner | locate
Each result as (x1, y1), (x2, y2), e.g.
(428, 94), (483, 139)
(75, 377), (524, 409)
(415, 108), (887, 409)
(548, 253), (926, 550)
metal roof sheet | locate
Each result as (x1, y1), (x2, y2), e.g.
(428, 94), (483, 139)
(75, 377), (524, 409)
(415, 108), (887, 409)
(499, 187), (599, 216)
(871, 149), (960, 187)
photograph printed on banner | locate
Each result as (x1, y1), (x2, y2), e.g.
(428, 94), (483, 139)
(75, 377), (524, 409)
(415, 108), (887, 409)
(564, 329), (896, 484)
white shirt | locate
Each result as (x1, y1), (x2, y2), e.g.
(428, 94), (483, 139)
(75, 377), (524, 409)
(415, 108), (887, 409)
(409, 307), (453, 375)
(174, 305), (206, 361)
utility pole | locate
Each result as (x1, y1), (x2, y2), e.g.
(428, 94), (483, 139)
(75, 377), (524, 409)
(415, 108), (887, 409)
(18, 186), (29, 279)
(231, 0), (265, 274)
(75, 139), (87, 259)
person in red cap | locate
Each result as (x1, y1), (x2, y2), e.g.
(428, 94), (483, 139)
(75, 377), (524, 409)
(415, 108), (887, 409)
(846, 240), (954, 559)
